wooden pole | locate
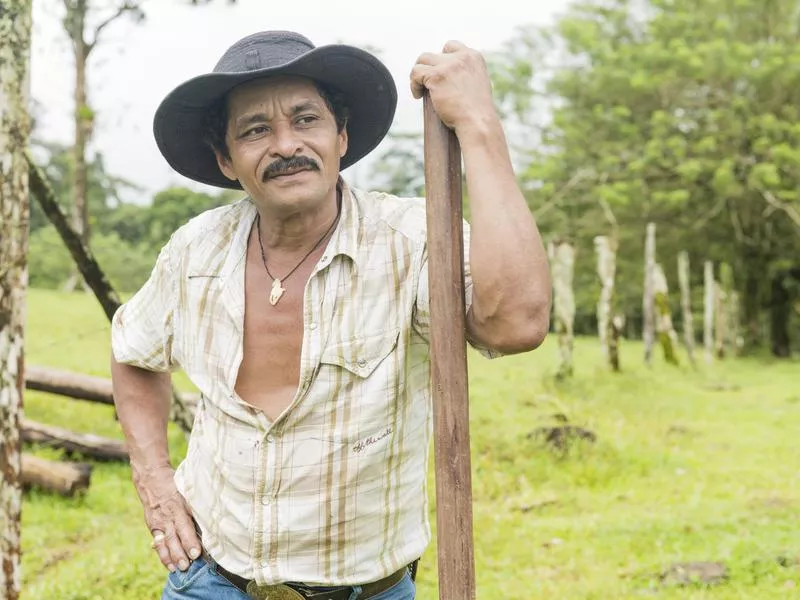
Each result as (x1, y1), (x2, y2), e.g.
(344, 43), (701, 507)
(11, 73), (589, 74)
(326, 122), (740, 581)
(423, 94), (476, 600)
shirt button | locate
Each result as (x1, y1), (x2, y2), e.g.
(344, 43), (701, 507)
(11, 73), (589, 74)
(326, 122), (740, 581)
(357, 358), (367, 367)
(265, 434), (274, 443)
(260, 560), (268, 568)
(261, 495), (271, 505)
(309, 322), (318, 330)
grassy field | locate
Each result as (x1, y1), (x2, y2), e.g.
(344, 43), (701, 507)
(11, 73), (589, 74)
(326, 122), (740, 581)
(20, 288), (800, 599)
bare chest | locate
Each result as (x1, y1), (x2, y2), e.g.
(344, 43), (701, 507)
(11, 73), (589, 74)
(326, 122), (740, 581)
(233, 244), (322, 421)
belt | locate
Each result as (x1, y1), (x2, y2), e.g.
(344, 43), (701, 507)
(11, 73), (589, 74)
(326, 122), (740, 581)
(202, 550), (415, 600)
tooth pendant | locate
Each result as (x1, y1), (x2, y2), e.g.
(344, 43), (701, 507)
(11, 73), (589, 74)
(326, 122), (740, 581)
(269, 279), (286, 305)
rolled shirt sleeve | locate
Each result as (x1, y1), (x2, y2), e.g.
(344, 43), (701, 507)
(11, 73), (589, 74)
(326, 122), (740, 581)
(111, 240), (178, 372)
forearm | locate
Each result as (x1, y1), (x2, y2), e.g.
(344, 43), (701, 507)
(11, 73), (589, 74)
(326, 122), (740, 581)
(458, 118), (551, 350)
(111, 356), (172, 477)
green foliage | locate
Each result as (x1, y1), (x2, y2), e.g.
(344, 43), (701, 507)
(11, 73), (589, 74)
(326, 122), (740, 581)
(489, 0), (800, 351)
(28, 139), (237, 291)
(368, 132), (426, 198)
(28, 226), (157, 293)
(20, 290), (800, 598)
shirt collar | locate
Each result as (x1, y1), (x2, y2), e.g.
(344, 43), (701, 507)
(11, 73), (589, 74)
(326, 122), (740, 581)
(325, 178), (361, 272)
(221, 178), (361, 281)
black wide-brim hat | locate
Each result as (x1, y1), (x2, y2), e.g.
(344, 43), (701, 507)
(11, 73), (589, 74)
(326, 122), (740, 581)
(153, 31), (397, 190)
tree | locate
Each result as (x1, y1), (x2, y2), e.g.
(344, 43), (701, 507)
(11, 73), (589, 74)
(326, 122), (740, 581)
(0, 1), (32, 598)
(61, 0), (145, 262)
(368, 132), (426, 198)
(489, 0), (800, 356)
(53, 0), (237, 290)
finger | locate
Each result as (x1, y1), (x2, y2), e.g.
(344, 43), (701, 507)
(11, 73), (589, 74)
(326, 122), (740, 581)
(150, 529), (166, 549)
(152, 533), (174, 571)
(173, 505), (202, 561)
(443, 40), (468, 53)
(164, 528), (191, 572)
(410, 64), (436, 99)
(415, 51), (445, 67)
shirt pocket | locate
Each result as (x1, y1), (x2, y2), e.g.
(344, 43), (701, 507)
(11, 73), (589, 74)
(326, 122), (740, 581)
(319, 327), (400, 378)
(317, 328), (402, 488)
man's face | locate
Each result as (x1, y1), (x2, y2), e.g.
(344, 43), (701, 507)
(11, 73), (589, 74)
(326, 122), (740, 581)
(216, 75), (347, 213)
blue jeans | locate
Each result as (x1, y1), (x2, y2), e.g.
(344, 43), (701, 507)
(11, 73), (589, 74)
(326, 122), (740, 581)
(161, 557), (416, 599)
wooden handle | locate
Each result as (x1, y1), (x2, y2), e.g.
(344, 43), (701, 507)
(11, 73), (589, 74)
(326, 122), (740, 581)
(422, 93), (476, 600)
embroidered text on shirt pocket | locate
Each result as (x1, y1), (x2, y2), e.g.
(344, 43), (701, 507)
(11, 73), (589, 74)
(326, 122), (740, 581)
(319, 328), (400, 378)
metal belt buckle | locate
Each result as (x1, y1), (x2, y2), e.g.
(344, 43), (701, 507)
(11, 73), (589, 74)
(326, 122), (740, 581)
(245, 582), (304, 600)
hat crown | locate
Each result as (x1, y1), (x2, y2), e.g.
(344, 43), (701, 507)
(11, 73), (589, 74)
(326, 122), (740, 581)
(213, 31), (316, 74)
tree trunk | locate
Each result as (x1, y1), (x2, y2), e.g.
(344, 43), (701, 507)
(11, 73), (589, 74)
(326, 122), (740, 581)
(719, 263), (735, 357)
(653, 263), (680, 366)
(0, 2), (32, 597)
(609, 315), (624, 372)
(72, 0), (90, 248)
(549, 241), (576, 378)
(22, 419), (129, 462)
(703, 261), (715, 365)
(643, 223), (656, 365)
(740, 249), (763, 352)
(595, 235), (620, 371)
(769, 269), (796, 358)
(715, 281), (728, 359)
(21, 454), (91, 497)
(677, 252), (696, 367)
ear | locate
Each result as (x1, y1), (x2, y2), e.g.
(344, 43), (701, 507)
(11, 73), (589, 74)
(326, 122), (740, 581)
(214, 150), (238, 182)
(338, 123), (348, 158)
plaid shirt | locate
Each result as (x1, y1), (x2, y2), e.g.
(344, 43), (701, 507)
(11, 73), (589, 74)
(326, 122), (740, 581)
(111, 181), (493, 586)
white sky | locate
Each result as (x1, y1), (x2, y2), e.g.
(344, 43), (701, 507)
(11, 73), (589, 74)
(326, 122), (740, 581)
(30, 0), (568, 202)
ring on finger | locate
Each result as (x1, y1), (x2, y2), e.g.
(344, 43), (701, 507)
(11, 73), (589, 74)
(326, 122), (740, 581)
(151, 530), (166, 548)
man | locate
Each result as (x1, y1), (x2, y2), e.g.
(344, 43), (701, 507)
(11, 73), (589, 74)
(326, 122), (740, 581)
(111, 30), (550, 600)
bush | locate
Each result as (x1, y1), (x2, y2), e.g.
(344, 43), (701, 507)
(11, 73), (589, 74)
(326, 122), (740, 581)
(28, 227), (158, 294)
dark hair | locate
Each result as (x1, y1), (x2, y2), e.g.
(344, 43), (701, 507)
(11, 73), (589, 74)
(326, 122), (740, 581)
(204, 79), (350, 160)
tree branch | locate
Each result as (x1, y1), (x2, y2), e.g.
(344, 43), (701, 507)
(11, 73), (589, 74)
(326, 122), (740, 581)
(88, 1), (141, 50)
(761, 189), (800, 231)
(533, 168), (593, 219)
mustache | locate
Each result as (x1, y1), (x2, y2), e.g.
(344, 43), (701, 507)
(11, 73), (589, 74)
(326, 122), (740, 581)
(262, 156), (320, 181)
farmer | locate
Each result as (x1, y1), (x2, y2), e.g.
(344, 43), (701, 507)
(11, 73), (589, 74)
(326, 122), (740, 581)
(110, 30), (550, 599)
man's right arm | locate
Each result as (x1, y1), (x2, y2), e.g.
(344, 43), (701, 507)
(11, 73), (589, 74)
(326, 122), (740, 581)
(111, 358), (200, 572)
(110, 239), (200, 572)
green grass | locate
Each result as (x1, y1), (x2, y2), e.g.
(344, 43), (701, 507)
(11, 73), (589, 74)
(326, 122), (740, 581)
(20, 288), (800, 598)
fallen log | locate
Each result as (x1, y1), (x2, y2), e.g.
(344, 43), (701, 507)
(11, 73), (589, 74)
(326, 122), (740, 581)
(24, 364), (199, 411)
(25, 364), (114, 405)
(21, 454), (92, 497)
(22, 419), (129, 462)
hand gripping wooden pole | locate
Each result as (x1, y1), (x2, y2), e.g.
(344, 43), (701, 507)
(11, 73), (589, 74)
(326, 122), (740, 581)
(423, 93), (477, 600)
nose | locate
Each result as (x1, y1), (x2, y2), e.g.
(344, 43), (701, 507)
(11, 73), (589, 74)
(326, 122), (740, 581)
(270, 122), (303, 158)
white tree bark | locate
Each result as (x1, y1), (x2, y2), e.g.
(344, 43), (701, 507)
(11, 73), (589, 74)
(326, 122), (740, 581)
(677, 252), (696, 367)
(716, 263), (734, 358)
(595, 235), (620, 370)
(703, 261), (715, 365)
(549, 240), (576, 378)
(0, 2), (32, 598)
(653, 263), (680, 365)
(643, 223), (656, 364)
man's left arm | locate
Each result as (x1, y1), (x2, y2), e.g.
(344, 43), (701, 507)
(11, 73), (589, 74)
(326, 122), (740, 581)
(411, 40), (552, 354)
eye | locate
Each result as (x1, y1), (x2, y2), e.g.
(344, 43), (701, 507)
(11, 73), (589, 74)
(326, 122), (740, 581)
(243, 125), (269, 138)
(296, 115), (319, 125)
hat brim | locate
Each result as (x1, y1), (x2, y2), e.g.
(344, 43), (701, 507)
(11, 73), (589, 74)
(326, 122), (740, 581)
(153, 45), (397, 190)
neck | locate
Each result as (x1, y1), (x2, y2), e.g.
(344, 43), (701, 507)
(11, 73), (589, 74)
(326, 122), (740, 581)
(255, 187), (340, 252)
